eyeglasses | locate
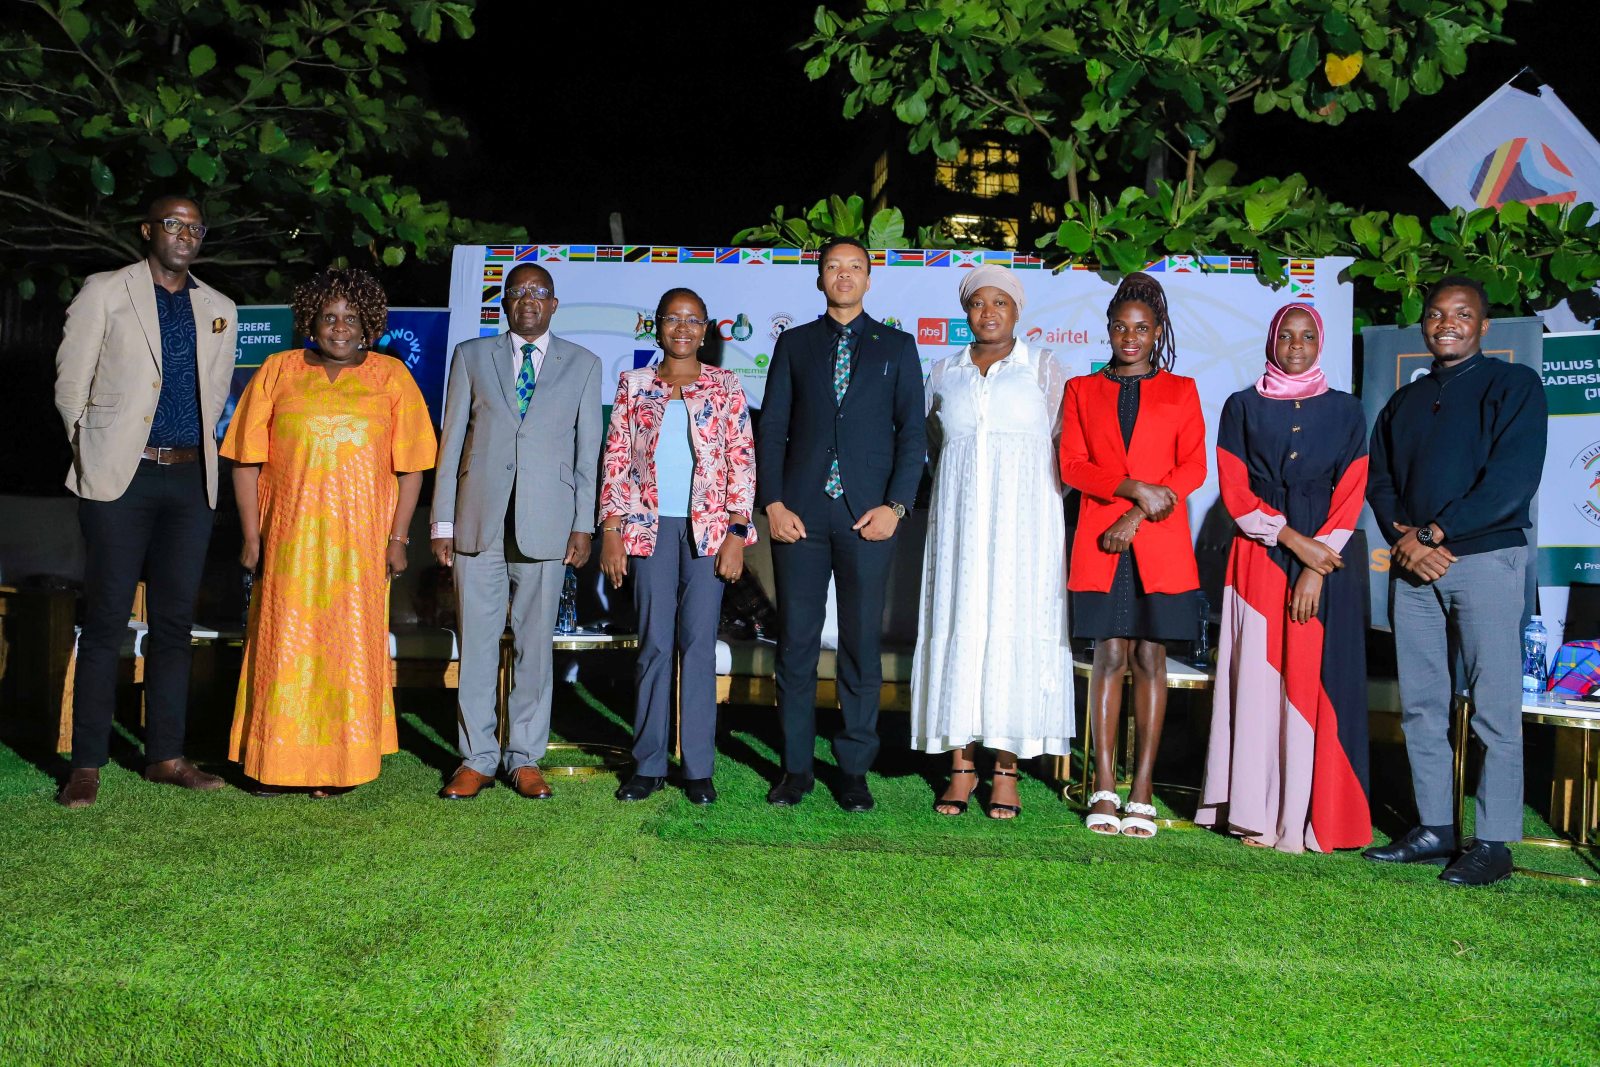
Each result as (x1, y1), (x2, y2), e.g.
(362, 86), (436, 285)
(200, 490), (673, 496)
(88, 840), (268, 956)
(149, 217), (207, 239)
(659, 315), (709, 328)
(505, 285), (553, 302)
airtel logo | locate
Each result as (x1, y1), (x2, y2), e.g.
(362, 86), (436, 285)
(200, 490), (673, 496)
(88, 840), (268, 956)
(1025, 327), (1094, 345)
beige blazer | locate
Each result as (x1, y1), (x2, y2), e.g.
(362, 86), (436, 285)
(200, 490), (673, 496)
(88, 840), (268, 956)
(54, 260), (239, 506)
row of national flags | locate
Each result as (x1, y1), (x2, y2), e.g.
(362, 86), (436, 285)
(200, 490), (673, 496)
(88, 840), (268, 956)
(481, 245), (1052, 268)
(478, 248), (1295, 305)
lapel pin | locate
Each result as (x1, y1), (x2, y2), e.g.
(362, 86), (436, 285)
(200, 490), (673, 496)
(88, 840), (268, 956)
(212, 317), (228, 334)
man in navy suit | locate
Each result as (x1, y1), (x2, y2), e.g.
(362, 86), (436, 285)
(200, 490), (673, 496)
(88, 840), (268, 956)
(756, 236), (927, 811)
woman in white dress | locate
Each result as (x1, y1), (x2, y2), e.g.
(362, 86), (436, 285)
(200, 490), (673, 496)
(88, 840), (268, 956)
(912, 265), (1073, 820)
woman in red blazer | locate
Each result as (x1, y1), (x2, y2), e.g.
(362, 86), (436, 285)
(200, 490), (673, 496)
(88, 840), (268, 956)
(1059, 272), (1205, 839)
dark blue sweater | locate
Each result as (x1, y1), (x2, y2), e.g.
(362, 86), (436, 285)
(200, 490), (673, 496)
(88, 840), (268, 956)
(1367, 352), (1547, 556)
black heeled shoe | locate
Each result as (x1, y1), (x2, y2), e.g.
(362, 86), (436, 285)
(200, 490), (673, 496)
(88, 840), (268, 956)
(987, 768), (1022, 820)
(933, 766), (978, 816)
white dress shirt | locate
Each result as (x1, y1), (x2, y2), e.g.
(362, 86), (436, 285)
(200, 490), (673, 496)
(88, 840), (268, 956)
(431, 330), (548, 541)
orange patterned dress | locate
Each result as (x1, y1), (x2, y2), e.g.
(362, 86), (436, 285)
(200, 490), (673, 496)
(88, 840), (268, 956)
(220, 349), (436, 786)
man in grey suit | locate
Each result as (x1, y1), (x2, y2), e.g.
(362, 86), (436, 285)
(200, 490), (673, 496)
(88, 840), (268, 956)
(430, 263), (601, 800)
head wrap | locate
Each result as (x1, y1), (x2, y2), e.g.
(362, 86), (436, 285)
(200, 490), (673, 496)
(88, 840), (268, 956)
(1257, 302), (1329, 401)
(957, 264), (1025, 312)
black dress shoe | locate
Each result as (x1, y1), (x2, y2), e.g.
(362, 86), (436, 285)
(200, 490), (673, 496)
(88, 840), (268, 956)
(1441, 841), (1513, 887)
(614, 774), (665, 802)
(836, 774), (875, 813)
(766, 772), (814, 806)
(682, 778), (718, 805)
(1362, 826), (1455, 866)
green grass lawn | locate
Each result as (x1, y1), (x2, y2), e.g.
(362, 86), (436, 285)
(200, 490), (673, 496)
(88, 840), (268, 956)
(1, 686), (1596, 1067)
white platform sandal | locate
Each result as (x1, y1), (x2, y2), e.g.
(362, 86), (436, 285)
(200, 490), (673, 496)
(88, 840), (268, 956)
(1121, 800), (1159, 838)
(1085, 790), (1122, 835)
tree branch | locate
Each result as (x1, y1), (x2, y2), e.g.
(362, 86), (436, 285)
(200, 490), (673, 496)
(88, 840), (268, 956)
(965, 80), (1080, 202)
(37, 2), (127, 109)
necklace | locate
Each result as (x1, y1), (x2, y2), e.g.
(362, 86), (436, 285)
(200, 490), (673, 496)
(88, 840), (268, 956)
(1431, 357), (1483, 414)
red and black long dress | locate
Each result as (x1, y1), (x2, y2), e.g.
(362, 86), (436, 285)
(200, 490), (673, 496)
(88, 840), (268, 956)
(1195, 386), (1372, 852)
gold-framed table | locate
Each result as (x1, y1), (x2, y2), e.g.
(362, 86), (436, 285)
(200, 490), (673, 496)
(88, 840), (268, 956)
(497, 630), (638, 777)
(1453, 693), (1599, 887)
(1052, 655), (1214, 829)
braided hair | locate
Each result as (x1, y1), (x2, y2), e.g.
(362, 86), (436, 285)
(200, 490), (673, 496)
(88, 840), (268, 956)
(291, 267), (388, 344)
(1106, 271), (1177, 371)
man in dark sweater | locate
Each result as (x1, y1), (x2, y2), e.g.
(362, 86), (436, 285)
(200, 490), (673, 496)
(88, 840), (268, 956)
(1364, 276), (1547, 886)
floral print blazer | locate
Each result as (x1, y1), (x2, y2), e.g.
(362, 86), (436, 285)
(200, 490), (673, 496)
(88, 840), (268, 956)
(600, 363), (758, 557)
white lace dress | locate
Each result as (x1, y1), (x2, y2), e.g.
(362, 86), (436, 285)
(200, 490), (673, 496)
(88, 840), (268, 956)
(911, 342), (1074, 757)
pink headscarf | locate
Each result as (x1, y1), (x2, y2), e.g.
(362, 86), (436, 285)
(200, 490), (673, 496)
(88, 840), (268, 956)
(1256, 302), (1328, 400)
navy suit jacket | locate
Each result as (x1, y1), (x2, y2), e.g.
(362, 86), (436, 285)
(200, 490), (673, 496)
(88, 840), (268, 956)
(755, 312), (926, 519)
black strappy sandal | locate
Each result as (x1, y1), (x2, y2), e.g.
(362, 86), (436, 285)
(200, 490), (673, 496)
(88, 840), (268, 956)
(933, 766), (978, 816)
(987, 768), (1022, 820)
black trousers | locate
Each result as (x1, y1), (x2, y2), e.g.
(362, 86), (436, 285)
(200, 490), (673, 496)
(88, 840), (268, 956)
(72, 459), (215, 769)
(770, 494), (896, 777)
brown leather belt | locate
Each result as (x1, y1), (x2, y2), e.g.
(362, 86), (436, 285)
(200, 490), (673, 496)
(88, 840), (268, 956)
(141, 445), (200, 464)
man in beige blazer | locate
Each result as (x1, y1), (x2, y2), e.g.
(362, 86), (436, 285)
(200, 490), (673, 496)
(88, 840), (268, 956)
(53, 195), (238, 807)
(429, 263), (601, 800)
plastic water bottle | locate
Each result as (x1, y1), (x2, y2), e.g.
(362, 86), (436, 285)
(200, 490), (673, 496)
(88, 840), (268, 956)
(1521, 616), (1549, 694)
(555, 565), (578, 634)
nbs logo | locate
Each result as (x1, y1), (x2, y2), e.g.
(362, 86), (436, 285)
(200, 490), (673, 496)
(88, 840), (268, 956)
(916, 318), (974, 346)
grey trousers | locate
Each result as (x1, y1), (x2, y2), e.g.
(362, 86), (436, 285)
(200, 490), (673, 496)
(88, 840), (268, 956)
(631, 517), (725, 779)
(1391, 544), (1528, 843)
(454, 526), (563, 776)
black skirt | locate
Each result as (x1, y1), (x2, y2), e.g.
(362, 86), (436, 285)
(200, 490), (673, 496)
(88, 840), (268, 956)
(1071, 549), (1200, 643)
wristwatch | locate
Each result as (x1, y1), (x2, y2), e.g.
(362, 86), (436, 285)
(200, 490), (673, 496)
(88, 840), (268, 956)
(887, 501), (907, 519)
(1416, 524), (1438, 547)
(727, 522), (750, 539)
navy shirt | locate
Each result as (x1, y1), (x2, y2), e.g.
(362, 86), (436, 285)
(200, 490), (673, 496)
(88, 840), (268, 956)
(832, 312), (865, 373)
(148, 278), (201, 447)
(1367, 352), (1547, 557)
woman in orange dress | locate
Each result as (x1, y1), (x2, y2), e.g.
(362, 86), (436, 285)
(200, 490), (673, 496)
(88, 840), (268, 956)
(222, 268), (436, 796)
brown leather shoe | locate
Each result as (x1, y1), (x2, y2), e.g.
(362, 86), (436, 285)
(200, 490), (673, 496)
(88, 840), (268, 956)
(440, 765), (495, 799)
(57, 768), (100, 808)
(143, 757), (225, 791)
(509, 765), (553, 800)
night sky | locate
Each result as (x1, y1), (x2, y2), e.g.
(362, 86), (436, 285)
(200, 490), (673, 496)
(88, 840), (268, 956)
(406, 1), (1598, 268)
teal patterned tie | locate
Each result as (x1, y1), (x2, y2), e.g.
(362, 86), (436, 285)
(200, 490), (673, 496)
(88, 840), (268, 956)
(824, 326), (851, 498)
(515, 342), (537, 417)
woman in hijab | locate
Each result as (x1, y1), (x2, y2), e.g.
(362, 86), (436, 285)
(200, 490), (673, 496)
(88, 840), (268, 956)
(1195, 303), (1373, 852)
(912, 265), (1072, 820)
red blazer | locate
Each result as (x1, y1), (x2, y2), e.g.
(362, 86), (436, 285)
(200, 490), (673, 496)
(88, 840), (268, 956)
(1059, 370), (1206, 593)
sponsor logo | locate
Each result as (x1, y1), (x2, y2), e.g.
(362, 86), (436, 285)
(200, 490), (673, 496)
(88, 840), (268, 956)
(1571, 440), (1600, 529)
(916, 318), (973, 346)
(633, 312), (656, 341)
(880, 316), (903, 332)
(1024, 326), (1095, 345)
(754, 353), (771, 369)
(717, 313), (754, 342)
(770, 313), (794, 339)
(374, 326), (425, 370)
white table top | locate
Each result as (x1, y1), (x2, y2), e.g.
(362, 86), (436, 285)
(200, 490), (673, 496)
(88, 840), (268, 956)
(1524, 693), (1600, 721)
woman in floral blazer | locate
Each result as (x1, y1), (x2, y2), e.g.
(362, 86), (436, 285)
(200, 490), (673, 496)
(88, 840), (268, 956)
(599, 287), (757, 806)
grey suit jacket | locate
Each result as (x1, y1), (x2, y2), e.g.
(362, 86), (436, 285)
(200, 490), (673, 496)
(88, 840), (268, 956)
(431, 332), (602, 559)
(54, 260), (238, 506)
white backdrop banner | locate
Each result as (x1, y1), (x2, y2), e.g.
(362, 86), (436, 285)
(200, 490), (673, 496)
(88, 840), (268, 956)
(447, 245), (1354, 535)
